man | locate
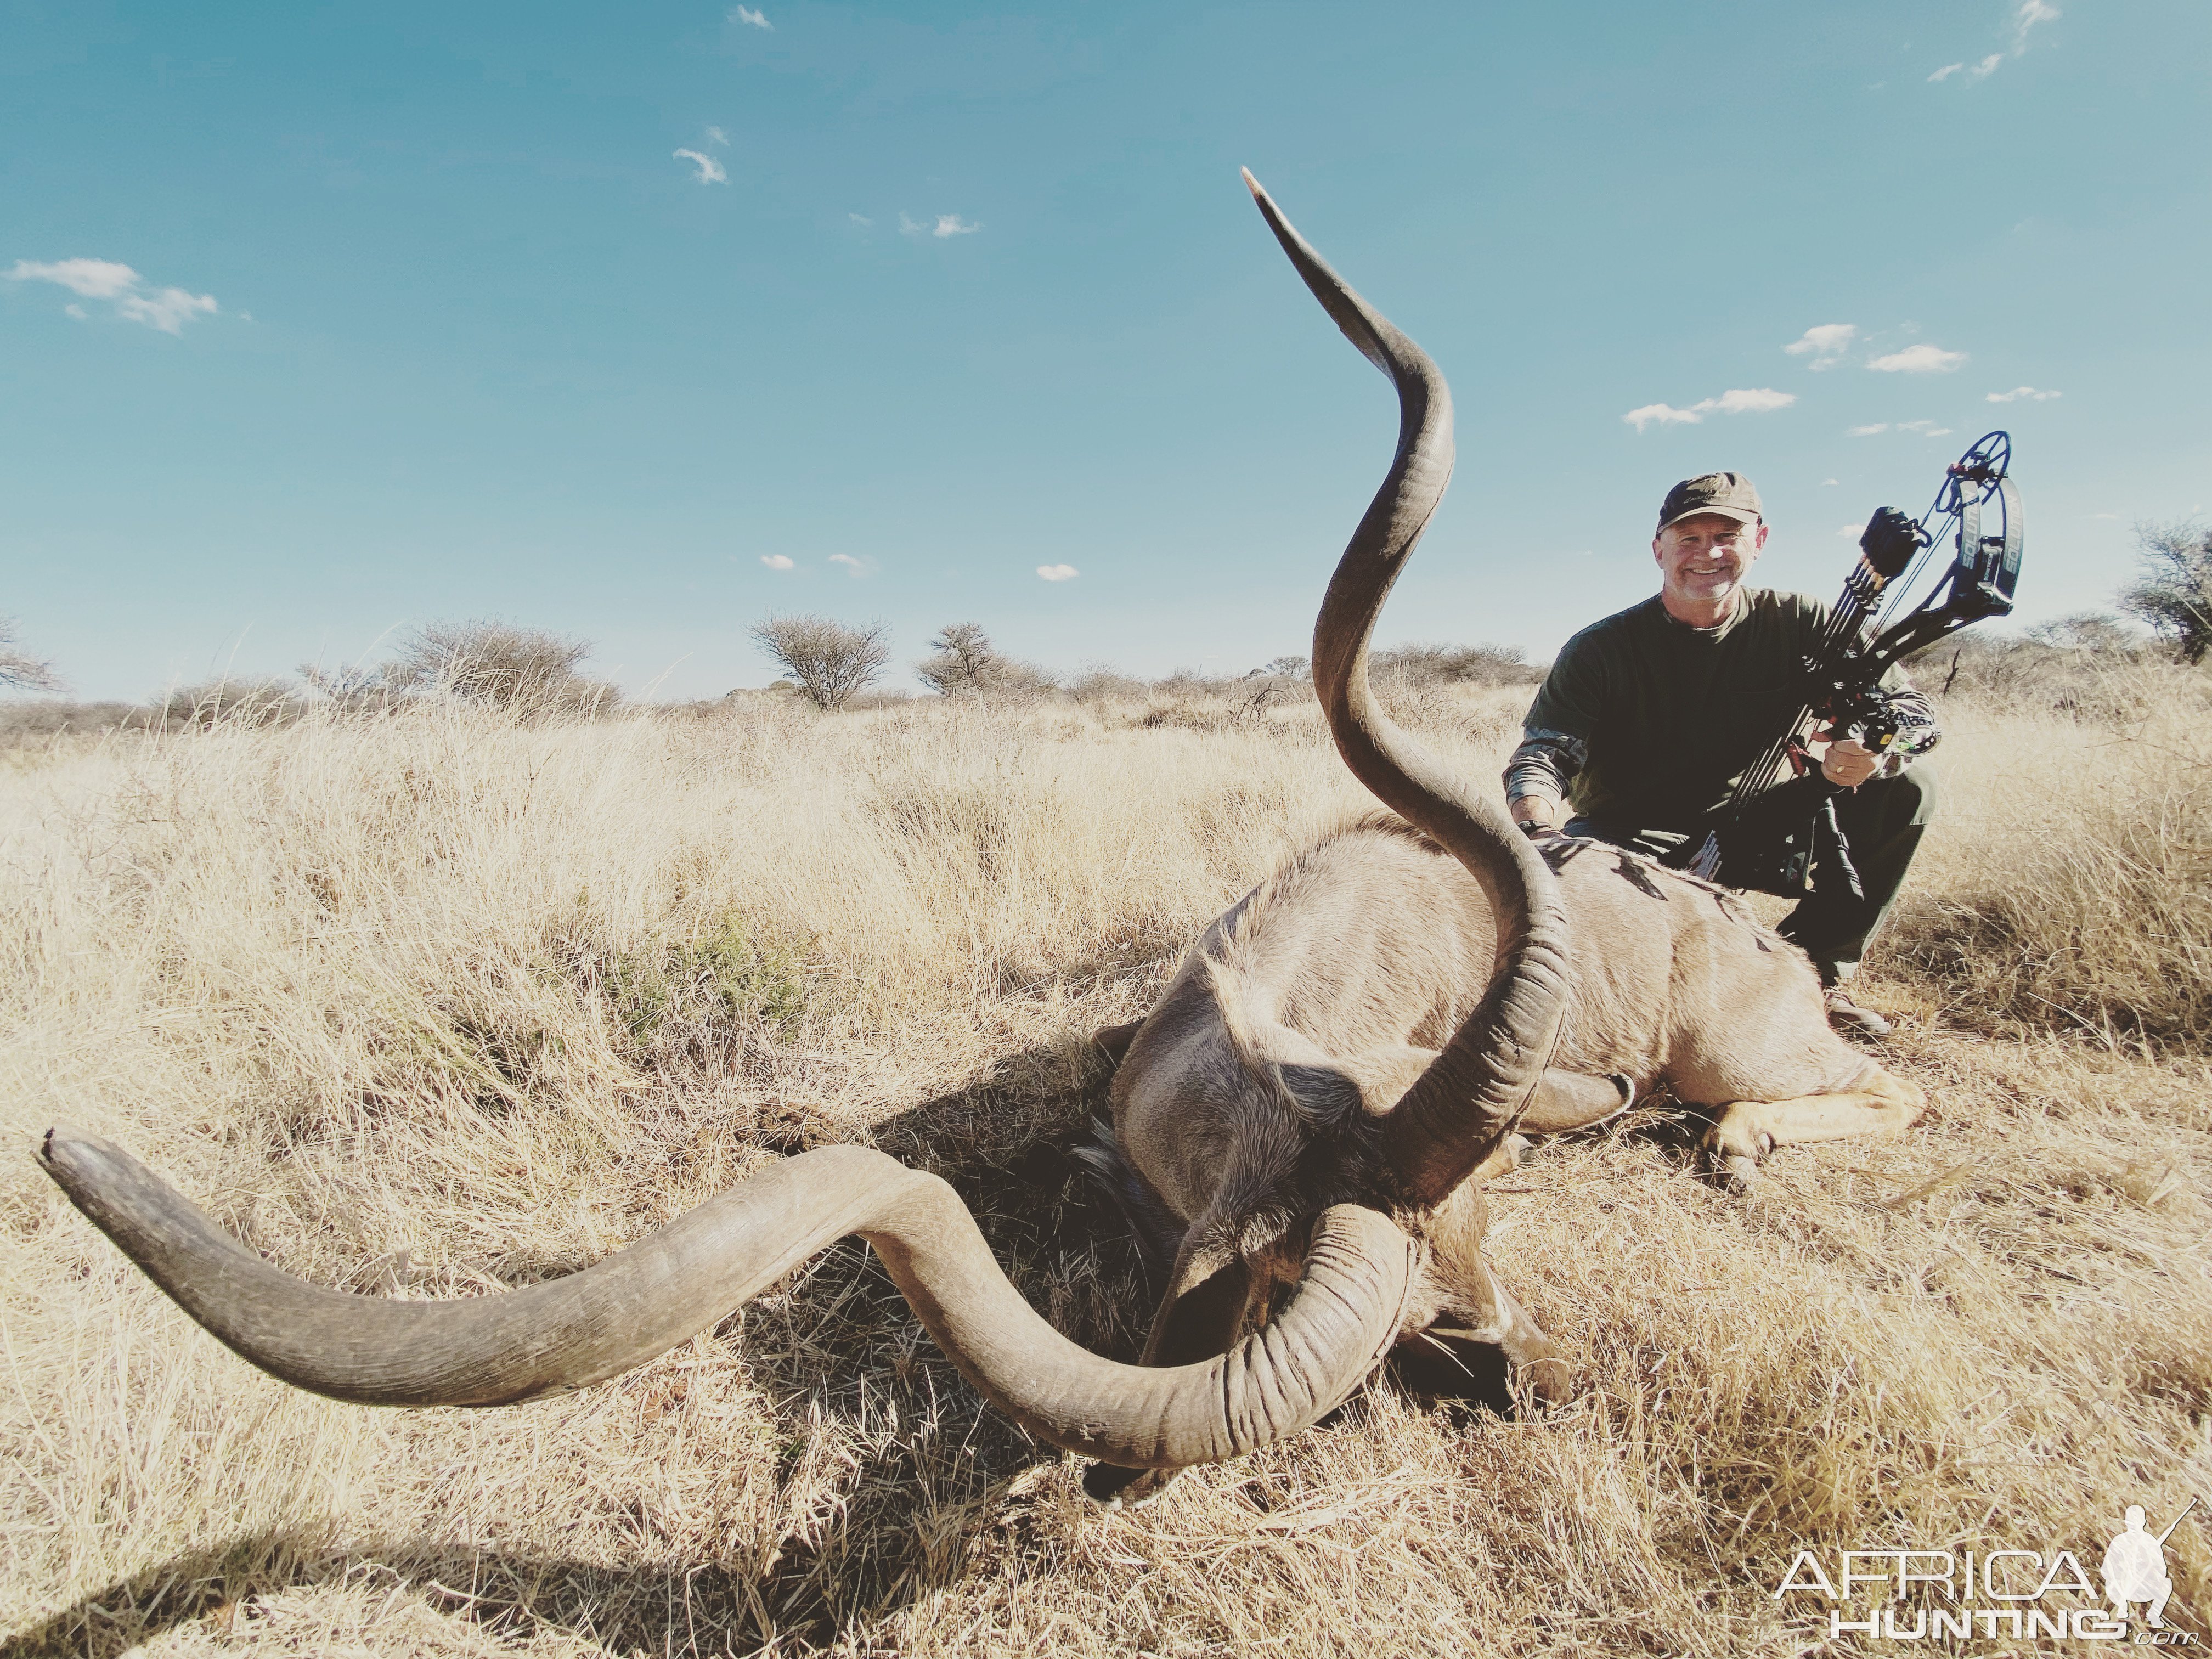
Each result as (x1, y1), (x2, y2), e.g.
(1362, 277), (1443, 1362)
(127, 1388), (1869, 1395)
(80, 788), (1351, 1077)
(1503, 472), (1938, 1039)
(2101, 1505), (2176, 1628)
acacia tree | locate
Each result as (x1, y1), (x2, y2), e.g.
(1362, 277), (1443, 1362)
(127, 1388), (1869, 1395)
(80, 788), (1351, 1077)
(2120, 521), (2212, 664)
(1370, 641), (1541, 687)
(0, 618), (61, 692)
(749, 614), (891, 710)
(915, 622), (1008, 695)
(383, 620), (619, 717)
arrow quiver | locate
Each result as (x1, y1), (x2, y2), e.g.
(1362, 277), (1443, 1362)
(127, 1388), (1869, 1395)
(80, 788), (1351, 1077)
(1669, 431), (2023, 900)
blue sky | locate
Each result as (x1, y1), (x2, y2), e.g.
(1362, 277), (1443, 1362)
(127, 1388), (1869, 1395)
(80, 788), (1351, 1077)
(4, 1), (2206, 701)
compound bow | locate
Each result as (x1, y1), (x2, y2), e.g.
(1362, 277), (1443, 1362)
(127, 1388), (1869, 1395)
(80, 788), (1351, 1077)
(1670, 429), (2023, 900)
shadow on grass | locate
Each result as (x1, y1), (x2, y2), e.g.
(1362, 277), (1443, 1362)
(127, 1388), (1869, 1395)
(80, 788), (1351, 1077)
(1, 1528), (957, 1658)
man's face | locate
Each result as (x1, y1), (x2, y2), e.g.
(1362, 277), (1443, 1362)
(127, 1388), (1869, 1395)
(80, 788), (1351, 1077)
(1652, 514), (1768, 613)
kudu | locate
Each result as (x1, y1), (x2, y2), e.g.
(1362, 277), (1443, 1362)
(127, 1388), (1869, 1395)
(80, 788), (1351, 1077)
(35, 172), (1922, 1502)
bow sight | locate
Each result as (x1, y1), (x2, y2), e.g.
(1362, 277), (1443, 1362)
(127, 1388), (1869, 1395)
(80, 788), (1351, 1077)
(1672, 430), (2023, 899)
(1839, 428), (2023, 680)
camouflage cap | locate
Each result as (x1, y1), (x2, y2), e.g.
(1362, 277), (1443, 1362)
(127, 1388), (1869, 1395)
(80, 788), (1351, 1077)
(1657, 472), (1763, 532)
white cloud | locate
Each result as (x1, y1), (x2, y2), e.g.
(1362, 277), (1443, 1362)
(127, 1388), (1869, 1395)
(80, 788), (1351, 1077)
(1622, 387), (1795, 431)
(7, 257), (140, 298)
(1838, 523), (1865, 539)
(1785, 323), (1857, 369)
(2010, 0), (2059, 53)
(827, 553), (874, 577)
(730, 5), (771, 29)
(1821, 477), (1840, 486)
(6, 257), (218, 333)
(674, 148), (726, 184)
(1931, 2), (2055, 83)
(118, 287), (218, 332)
(759, 554), (794, 571)
(705, 126), (729, 147)
(848, 212), (872, 227)
(1622, 403), (1700, 432)
(902, 212), (980, 239)
(1987, 385), (2061, 402)
(1848, 424), (1889, 437)
(1709, 387), (1795, 414)
(1036, 563), (1079, 582)
(1868, 343), (1966, 373)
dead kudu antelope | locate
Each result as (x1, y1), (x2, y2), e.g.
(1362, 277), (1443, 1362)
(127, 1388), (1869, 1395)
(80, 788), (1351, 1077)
(36, 172), (1922, 1503)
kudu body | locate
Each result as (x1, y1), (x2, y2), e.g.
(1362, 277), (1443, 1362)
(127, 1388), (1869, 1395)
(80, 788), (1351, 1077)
(34, 173), (1920, 1503)
(1078, 187), (1927, 1503)
(1092, 813), (1923, 1443)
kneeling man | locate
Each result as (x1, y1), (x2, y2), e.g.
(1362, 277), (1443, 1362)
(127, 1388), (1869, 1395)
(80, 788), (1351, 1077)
(1504, 472), (1938, 1039)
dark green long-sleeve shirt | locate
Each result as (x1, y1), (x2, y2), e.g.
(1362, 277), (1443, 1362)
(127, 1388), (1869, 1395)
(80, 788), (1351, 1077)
(1505, 588), (1932, 831)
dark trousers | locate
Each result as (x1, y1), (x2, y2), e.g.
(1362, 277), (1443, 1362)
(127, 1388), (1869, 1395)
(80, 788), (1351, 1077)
(1565, 765), (1937, 985)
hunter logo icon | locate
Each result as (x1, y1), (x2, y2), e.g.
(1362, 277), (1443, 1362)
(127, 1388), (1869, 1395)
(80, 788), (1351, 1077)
(2104, 1499), (2195, 1628)
(1771, 1494), (2203, 1642)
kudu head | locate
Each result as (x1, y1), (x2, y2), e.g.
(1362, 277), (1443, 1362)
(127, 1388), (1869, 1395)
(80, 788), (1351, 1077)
(34, 172), (1568, 1486)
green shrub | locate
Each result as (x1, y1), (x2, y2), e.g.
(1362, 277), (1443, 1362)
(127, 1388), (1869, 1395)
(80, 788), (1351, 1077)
(599, 911), (806, 1054)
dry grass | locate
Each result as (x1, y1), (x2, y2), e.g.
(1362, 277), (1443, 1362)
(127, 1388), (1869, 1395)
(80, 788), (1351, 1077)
(1888, 662), (2212, 1047)
(3, 675), (2209, 1656)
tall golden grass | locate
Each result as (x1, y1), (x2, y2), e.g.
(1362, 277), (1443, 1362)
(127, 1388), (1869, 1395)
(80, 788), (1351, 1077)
(3, 669), (2207, 1656)
(1887, 663), (2212, 1047)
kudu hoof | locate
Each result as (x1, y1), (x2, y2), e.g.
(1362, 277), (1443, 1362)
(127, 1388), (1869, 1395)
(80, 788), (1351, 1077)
(1712, 1152), (1766, 1194)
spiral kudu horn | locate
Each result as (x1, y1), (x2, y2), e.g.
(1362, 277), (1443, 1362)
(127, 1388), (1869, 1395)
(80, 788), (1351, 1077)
(1243, 169), (1571, 1206)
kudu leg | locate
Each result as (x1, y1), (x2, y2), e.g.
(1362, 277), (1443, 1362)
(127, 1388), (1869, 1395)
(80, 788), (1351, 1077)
(1419, 1067), (1633, 1185)
(1520, 1069), (1636, 1135)
(1349, 1047), (1632, 1149)
(1702, 1066), (1926, 1188)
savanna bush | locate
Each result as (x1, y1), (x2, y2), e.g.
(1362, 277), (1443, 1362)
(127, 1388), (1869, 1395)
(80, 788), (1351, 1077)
(0, 617), (60, 692)
(0, 699), (150, 745)
(385, 619), (621, 718)
(157, 677), (303, 729)
(1370, 640), (1544, 688)
(915, 622), (1053, 701)
(2121, 518), (2212, 664)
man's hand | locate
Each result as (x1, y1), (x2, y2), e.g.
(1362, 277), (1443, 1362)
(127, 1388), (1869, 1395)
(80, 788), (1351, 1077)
(1819, 735), (1882, 787)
